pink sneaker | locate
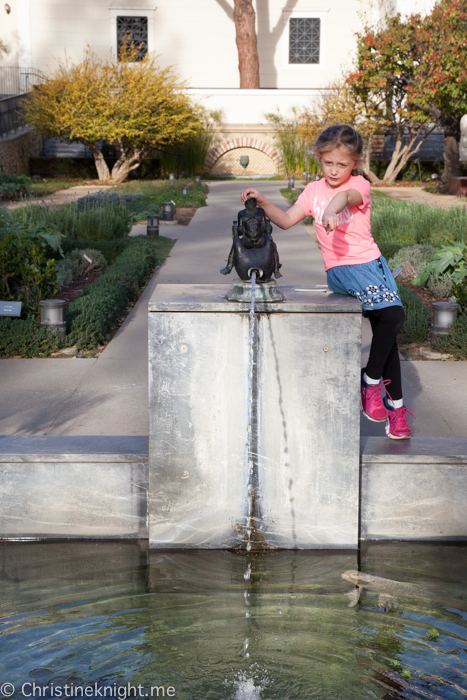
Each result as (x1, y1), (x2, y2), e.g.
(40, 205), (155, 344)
(361, 370), (390, 423)
(383, 397), (413, 439)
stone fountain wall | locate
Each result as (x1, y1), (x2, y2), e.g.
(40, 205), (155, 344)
(147, 284), (362, 549)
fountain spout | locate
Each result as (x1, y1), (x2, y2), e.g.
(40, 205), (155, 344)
(221, 198), (284, 302)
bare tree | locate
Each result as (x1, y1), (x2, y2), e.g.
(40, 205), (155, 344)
(233, 0), (260, 88)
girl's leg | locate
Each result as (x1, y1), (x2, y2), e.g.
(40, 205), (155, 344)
(366, 306), (405, 400)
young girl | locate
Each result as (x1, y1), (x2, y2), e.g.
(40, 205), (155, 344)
(241, 124), (412, 440)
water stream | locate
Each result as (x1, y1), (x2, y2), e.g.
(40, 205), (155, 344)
(245, 270), (257, 554)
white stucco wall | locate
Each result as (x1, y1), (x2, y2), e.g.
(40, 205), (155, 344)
(2, 0), (372, 89)
(188, 87), (322, 124)
(0, 0), (19, 66)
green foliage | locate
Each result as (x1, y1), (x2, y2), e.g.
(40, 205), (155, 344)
(24, 44), (203, 183)
(397, 283), (430, 343)
(378, 242), (404, 261)
(0, 317), (62, 357)
(425, 627), (440, 641)
(159, 110), (222, 175)
(0, 173), (31, 199)
(412, 243), (467, 287)
(29, 177), (91, 198)
(388, 244), (437, 275)
(452, 279), (467, 314)
(56, 256), (80, 288)
(348, 0), (467, 183)
(371, 199), (467, 249)
(66, 237), (174, 349)
(60, 238), (131, 264)
(436, 314), (467, 359)
(10, 201), (132, 241)
(0, 211), (62, 316)
(401, 670), (413, 680)
(427, 273), (454, 299)
(266, 109), (313, 176)
(56, 248), (107, 288)
(111, 179), (209, 221)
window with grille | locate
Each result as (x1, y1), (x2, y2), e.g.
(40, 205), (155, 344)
(117, 16), (148, 60)
(289, 18), (320, 64)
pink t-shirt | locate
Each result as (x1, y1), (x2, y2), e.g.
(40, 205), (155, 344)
(295, 175), (380, 271)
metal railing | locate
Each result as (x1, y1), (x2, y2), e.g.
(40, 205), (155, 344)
(0, 67), (45, 97)
(0, 94), (28, 138)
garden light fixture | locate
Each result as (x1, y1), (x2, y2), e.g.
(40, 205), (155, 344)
(168, 173), (176, 181)
(305, 172), (311, 184)
(147, 214), (159, 236)
(288, 176), (295, 189)
(40, 299), (66, 342)
(431, 301), (458, 348)
(195, 176), (201, 183)
(162, 201), (175, 221)
(182, 186), (189, 195)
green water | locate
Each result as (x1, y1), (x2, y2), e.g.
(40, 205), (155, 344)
(0, 542), (466, 699)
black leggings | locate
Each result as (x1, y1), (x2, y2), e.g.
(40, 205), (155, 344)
(366, 306), (405, 400)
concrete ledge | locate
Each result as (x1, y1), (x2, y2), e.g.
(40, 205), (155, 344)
(0, 436), (149, 539)
(148, 284), (362, 314)
(1, 436), (467, 543)
(361, 437), (467, 541)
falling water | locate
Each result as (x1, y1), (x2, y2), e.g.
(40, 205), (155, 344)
(245, 270), (257, 553)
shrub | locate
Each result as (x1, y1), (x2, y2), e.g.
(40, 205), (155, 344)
(412, 243), (467, 287)
(436, 314), (467, 360)
(0, 173), (31, 199)
(452, 280), (467, 315)
(56, 248), (107, 287)
(65, 237), (174, 349)
(56, 256), (80, 287)
(388, 244), (437, 277)
(10, 201), (132, 241)
(0, 317), (61, 357)
(0, 215), (61, 317)
(397, 283), (430, 343)
(427, 273), (454, 299)
(61, 238), (131, 264)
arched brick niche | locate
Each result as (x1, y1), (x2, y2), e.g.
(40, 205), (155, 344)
(205, 138), (283, 175)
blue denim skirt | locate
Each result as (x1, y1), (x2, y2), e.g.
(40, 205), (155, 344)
(326, 256), (402, 312)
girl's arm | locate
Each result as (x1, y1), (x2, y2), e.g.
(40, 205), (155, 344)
(241, 188), (305, 230)
(322, 189), (363, 234)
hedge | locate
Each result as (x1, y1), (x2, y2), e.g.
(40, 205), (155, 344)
(65, 236), (174, 349)
(0, 236), (174, 357)
(0, 317), (61, 357)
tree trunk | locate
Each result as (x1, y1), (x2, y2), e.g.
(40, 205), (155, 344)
(441, 136), (460, 186)
(233, 0), (260, 89)
(110, 147), (145, 184)
(382, 128), (429, 184)
(361, 147), (382, 184)
(88, 143), (110, 181)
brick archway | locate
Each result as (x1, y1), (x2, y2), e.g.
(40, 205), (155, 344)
(205, 138), (282, 171)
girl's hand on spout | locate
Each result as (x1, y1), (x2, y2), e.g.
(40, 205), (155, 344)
(241, 188), (267, 206)
(240, 187), (305, 230)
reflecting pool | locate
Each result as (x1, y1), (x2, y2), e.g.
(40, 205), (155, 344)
(0, 542), (466, 699)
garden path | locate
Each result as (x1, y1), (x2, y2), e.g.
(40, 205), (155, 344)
(0, 180), (466, 438)
(2, 185), (112, 210)
(376, 185), (466, 210)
